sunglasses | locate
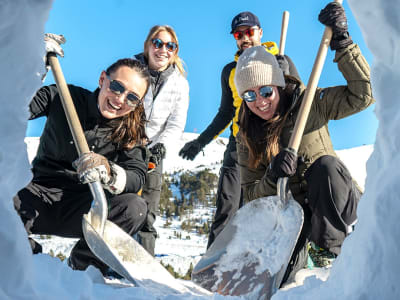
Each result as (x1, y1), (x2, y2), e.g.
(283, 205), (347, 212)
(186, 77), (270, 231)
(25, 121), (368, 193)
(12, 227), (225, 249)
(233, 27), (258, 40)
(151, 38), (178, 52)
(106, 75), (141, 108)
(242, 86), (274, 102)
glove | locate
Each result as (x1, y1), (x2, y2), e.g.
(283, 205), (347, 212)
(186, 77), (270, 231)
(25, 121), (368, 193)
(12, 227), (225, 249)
(266, 148), (298, 183)
(41, 33), (66, 81)
(179, 139), (204, 161)
(149, 143), (166, 166)
(276, 55), (290, 76)
(44, 33), (66, 58)
(318, 2), (353, 50)
(73, 152), (111, 185)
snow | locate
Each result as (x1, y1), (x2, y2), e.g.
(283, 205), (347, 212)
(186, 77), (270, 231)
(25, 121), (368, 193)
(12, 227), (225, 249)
(1, 0), (399, 299)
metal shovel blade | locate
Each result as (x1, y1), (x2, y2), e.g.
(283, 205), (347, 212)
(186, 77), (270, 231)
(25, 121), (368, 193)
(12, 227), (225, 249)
(82, 213), (191, 293)
(192, 197), (303, 300)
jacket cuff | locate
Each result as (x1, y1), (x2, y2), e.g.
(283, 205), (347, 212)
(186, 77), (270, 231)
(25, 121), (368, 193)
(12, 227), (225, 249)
(103, 162), (127, 194)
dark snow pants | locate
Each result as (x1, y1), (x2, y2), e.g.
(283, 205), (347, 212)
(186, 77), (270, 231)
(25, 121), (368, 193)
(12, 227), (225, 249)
(13, 178), (147, 274)
(207, 135), (244, 249)
(282, 155), (361, 285)
(137, 161), (163, 256)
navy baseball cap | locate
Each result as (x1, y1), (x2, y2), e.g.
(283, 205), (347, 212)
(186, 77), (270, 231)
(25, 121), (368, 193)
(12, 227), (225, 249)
(230, 11), (261, 33)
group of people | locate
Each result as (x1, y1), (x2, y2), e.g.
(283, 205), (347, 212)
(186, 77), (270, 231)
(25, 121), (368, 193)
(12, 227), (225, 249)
(13, 2), (373, 287)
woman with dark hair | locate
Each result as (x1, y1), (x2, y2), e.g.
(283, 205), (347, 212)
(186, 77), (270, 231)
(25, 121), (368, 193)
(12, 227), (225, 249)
(134, 25), (189, 256)
(14, 36), (152, 275)
(235, 2), (374, 285)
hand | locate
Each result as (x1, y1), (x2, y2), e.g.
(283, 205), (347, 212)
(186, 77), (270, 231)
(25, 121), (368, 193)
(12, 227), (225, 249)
(318, 2), (353, 50)
(179, 139), (204, 161)
(44, 33), (66, 58)
(267, 148), (298, 183)
(149, 143), (166, 166)
(42, 33), (66, 81)
(73, 152), (111, 185)
(276, 55), (290, 76)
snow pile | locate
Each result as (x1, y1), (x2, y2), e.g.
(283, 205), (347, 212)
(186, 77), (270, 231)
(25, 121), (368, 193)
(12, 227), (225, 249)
(273, 0), (400, 299)
(2, 0), (400, 299)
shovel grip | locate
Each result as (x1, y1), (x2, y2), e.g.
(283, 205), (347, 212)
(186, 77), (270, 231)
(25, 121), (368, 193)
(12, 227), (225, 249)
(47, 53), (90, 156)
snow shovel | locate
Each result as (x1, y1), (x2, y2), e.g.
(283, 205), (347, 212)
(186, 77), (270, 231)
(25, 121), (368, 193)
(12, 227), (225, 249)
(47, 53), (190, 292)
(192, 2), (341, 298)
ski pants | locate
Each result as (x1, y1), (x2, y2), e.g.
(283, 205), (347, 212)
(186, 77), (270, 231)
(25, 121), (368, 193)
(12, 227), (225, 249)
(137, 161), (163, 256)
(13, 178), (147, 274)
(282, 155), (361, 285)
(207, 135), (244, 249)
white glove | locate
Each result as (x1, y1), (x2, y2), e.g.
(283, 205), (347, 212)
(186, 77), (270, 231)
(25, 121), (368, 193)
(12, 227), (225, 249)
(41, 33), (66, 81)
(44, 33), (65, 58)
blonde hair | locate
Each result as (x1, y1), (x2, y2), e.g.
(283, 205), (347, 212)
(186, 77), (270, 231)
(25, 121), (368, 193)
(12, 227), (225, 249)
(144, 25), (186, 76)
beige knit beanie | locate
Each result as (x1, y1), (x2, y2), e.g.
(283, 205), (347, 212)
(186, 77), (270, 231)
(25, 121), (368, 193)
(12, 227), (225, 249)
(234, 46), (285, 97)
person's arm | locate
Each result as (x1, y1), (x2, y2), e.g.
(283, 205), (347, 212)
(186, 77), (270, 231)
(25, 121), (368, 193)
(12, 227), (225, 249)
(198, 63), (236, 145)
(29, 84), (59, 120)
(314, 2), (374, 121)
(74, 146), (148, 195)
(179, 63), (235, 160)
(116, 146), (148, 194)
(313, 43), (374, 121)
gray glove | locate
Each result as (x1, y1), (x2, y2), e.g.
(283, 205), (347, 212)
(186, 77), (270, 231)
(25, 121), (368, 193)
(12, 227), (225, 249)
(42, 33), (66, 81)
(73, 152), (111, 185)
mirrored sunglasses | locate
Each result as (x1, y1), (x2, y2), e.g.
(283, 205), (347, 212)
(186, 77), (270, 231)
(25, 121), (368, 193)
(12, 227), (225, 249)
(233, 27), (257, 40)
(242, 86), (274, 102)
(151, 38), (177, 52)
(106, 75), (141, 108)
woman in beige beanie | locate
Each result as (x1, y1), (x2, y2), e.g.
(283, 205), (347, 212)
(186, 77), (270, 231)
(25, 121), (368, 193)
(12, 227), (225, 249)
(235, 2), (374, 286)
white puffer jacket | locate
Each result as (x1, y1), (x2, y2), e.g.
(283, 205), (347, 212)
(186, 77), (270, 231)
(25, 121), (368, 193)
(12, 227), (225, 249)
(144, 68), (189, 151)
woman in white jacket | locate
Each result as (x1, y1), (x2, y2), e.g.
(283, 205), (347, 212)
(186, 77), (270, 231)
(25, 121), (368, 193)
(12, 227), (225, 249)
(134, 25), (189, 256)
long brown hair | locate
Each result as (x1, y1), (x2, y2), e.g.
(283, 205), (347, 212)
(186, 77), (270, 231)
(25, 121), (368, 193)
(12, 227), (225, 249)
(143, 25), (186, 76)
(105, 58), (150, 149)
(239, 87), (291, 168)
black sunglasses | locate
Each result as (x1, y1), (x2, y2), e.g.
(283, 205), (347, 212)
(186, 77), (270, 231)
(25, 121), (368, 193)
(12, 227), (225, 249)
(151, 38), (177, 52)
(242, 86), (274, 102)
(106, 75), (141, 108)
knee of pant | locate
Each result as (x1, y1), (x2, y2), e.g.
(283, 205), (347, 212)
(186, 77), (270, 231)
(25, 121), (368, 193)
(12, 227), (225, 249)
(123, 194), (148, 225)
(309, 155), (340, 179)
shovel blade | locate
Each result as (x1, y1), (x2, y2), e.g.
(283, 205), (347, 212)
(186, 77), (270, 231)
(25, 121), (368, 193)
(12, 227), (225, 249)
(82, 214), (191, 293)
(192, 197), (304, 300)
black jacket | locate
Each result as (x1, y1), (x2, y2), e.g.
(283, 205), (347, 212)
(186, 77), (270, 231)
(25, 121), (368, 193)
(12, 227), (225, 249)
(29, 84), (148, 193)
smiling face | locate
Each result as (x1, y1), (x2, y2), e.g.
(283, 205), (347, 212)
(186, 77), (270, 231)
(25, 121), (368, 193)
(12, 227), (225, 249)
(147, 30), (176, 71)
(245, 86), (280, 120)
(97, 66), (148, 119)
(234, 26), (263, 51)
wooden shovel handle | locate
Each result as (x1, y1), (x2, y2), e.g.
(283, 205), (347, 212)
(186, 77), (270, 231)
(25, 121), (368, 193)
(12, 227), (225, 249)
(279, 11), (290, 56)
(288, 0), (343, 152)
(47, 53), (90, 156)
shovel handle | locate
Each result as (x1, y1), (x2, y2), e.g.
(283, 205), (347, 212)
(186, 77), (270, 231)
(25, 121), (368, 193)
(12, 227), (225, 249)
(288, 0), (343, 152)
(279, 11), (289, 56)
(279, 0), (343, 205)
(48, 52), (107, 235)
(47, 53), (90, 156)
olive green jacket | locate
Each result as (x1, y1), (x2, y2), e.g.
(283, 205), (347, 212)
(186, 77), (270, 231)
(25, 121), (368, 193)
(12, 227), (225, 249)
(237, 44), (374, 204)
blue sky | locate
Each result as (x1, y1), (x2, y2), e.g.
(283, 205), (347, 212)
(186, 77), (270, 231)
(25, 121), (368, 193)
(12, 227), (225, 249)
(27, 0), (377, 150)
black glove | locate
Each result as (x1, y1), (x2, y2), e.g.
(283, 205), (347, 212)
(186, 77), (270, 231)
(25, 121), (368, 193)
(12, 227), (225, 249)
(149, 143), (166, 166)
(266, 148), (298, 183)
(179, 139), (204, 161)
(318, 2), (353, 50)
(276, 55), (290, 76)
